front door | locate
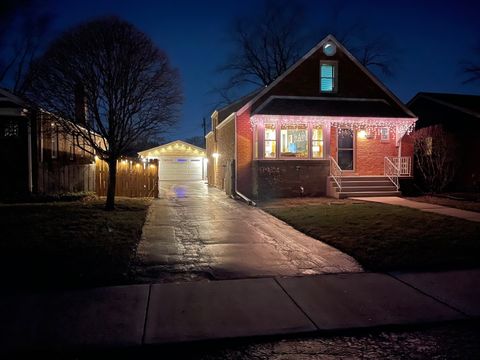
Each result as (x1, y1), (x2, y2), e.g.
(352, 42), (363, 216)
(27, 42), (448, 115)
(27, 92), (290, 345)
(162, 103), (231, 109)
(337, 129), (354, 171)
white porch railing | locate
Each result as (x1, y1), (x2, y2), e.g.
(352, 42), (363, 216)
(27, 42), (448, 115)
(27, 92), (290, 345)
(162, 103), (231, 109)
(387, 156), (412, 177)
(384, 157), (400, 190)
(329, 156), (343, 191)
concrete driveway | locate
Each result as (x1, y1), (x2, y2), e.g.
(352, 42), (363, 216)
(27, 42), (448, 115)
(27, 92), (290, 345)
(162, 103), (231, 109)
(135, 181), (361, 282)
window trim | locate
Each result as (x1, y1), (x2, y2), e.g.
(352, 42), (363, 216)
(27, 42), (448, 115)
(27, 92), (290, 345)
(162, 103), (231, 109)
(263, 123), (277, 159)
(320, 60), (338, 93)
(337, 128), (355, 171)
(280, 124), (309, 159)
(380, 127), (390, 142)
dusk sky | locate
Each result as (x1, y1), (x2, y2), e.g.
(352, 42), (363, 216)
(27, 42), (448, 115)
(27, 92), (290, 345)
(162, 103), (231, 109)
(46, 0), (480, 142)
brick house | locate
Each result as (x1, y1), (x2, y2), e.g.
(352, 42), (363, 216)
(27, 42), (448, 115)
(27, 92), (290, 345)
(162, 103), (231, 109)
(0, 88), (99, 198)
(206, 35), (417, 200)
(408, 92), (480, 192)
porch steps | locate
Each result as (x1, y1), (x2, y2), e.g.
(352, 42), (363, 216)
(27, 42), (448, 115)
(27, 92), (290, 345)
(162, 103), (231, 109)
(328, 176), (401, 199)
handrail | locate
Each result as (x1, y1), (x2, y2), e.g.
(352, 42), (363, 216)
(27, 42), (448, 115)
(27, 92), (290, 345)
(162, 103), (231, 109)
(329, 155), (343, 191)
(384, 156), (400, 190)
(387, 156), (412, 177)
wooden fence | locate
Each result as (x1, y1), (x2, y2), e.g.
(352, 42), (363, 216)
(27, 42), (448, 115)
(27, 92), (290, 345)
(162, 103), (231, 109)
(37, 163), (96, 194)
(96, 157), (159, 198)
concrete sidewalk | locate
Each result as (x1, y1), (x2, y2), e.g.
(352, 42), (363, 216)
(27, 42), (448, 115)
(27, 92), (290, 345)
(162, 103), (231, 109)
(352, 196), (480, 222)
(1, 269), (479, 353)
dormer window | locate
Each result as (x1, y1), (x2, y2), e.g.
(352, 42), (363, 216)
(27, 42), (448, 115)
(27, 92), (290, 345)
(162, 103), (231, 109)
(320, 62), (337, 93)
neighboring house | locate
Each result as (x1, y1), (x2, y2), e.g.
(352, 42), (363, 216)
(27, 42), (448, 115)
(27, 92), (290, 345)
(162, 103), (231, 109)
(138, 140), (207, 181)
(0, 88), (98, 198)
(206, 35), (417, 200)
(408, 92), (480, 192)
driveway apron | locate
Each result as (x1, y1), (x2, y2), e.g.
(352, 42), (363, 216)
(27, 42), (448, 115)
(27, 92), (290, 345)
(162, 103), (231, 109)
(135, 181), (362, 282)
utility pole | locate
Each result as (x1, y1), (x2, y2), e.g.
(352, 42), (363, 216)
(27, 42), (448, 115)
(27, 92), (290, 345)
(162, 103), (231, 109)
(202, 117), (206, 148)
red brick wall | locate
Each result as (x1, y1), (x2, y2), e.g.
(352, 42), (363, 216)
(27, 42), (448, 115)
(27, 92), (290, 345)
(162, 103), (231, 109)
(236, 107), (254, 197)
(331, 126), (413, 175)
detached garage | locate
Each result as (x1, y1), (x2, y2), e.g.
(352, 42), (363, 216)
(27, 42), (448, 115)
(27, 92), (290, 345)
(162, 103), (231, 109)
(138, 140), (207, 181)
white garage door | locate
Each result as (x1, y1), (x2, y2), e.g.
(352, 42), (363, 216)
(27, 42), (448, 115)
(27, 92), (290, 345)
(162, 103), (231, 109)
(158, 157), (204, 181)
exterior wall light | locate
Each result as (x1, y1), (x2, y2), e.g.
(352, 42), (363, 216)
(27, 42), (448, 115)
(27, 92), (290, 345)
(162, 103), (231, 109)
(358, 130), (367, 139)
(212, 152), (220, 159)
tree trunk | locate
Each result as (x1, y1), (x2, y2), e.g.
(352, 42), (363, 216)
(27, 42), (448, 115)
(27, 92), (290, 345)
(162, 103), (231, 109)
(105, 158), (117, 211)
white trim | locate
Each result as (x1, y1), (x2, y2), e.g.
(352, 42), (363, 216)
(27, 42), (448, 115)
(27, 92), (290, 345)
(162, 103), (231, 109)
(320, 60), (338, 93)
(205, 131), (213, 138)
(138, 140), (206, 158)
(237, 34), (415, 118)
(216, 112), (235, 130)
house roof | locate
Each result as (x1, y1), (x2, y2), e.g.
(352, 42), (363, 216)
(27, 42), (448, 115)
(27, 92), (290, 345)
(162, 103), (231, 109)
(237, 34), (416, 119)
(408, 92), (480, 118)
(215, 89), (262, 124)
(138, 140), (206, 158)
(255, 97), (409, 118)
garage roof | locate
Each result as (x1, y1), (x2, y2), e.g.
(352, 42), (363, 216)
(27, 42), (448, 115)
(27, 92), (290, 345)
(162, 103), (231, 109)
(138, 140), (206, 158)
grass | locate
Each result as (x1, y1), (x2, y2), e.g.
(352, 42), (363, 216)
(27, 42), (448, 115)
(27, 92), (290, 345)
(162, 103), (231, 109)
(0, 198), (150, 291)
(264, 201), (480, 272)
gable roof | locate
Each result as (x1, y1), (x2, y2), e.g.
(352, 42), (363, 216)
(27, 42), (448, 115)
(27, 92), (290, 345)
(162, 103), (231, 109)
(238, 34), (415, 118)
(257, 96), (409, 118)
(215, 88), (262, 124)
(138, 140), (206, 158)
(408, 92), (480, 118)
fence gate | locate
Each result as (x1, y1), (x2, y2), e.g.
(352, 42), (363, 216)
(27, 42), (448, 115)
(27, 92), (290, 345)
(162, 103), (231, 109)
(96, 158), (159, 198)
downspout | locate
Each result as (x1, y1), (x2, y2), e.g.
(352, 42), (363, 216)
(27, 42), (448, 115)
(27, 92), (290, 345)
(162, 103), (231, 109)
(234, 112), (256, 206)
(27, 115), (33, 193)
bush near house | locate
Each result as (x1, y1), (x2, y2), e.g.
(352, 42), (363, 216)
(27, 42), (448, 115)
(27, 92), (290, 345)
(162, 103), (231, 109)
(0, 198), (150, 291)
(264, 201), (480, 272)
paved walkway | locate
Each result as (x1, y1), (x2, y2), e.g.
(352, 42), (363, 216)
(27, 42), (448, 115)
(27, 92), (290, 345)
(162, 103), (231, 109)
(135, 181), (361, 283)
(352, 196), (480, 222)
(1, 269), (479, 353)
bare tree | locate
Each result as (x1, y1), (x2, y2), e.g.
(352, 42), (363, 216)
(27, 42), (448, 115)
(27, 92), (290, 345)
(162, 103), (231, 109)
(220, 0), (308, 90)
(218, 0), (399, 101)
(0, 0), (53, 94)
(413, 126), (456, 193)
(462, 42), (480, 84)
(27, 17), (182, 210)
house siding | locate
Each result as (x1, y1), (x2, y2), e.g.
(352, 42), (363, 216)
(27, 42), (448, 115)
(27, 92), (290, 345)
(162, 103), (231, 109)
(236, 108), (254, 198)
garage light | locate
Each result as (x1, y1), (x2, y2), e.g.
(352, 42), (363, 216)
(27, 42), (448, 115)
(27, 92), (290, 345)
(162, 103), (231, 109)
(212, 152), (220, 159)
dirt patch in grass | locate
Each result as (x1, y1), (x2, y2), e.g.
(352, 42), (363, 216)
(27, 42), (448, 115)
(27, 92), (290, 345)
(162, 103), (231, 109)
(264, 201), (480, 272)
(0, 198), (151, 291)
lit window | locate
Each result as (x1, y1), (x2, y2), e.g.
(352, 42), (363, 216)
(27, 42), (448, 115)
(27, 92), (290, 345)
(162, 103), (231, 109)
(320, 62), (336, 92)
(264, 123), (276, 158)
(312, 126), (324, 158)
(380, 127), (389, 141)
(280, 124), (308, 158)
(3, 121), (19, 137)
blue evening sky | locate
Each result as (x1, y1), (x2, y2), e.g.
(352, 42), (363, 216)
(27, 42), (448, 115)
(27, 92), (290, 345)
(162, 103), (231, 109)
(47, 0), (480, 142)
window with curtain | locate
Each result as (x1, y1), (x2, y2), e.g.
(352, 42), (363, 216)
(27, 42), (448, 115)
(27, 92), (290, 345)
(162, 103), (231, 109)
(320, 63), (336, 92)
(312, 126), (324, 158)
(280, 124), (308, 158)
(264, 123), (276, 158)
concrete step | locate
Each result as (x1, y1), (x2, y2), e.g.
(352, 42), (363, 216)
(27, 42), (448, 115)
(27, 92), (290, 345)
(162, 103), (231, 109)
(336, 186), (397, 192)
(336, 176), (389, 181)
(333, 180), (394, 187)
(338, 191), (401, 199)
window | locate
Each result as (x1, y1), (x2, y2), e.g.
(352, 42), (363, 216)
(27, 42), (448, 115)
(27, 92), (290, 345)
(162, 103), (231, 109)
(280, 124), (308, 158)
(264, 123), (276, 158)
(320, 62), (336, 92)
(51, 123), (58, 159)
(337, 128), (354, 170)
(380, 127), (389, 141)
(3, 121), (19, 137)
(312, 126), (324, 158)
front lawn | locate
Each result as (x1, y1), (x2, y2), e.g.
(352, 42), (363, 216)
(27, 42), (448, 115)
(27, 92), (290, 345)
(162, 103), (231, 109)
(0, 198), (150, 291)
(264, 201), (480, 272)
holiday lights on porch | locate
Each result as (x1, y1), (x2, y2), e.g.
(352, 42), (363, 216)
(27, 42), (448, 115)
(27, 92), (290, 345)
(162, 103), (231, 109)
(250, 115), (416, 140)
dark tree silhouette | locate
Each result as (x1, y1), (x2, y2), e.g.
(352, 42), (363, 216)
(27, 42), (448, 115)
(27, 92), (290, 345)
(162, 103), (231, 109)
(0, 0), (53, 94)
(27, 17), (182, 210)
(218, 0), (398, 101)
(462, 42), (480, 84)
